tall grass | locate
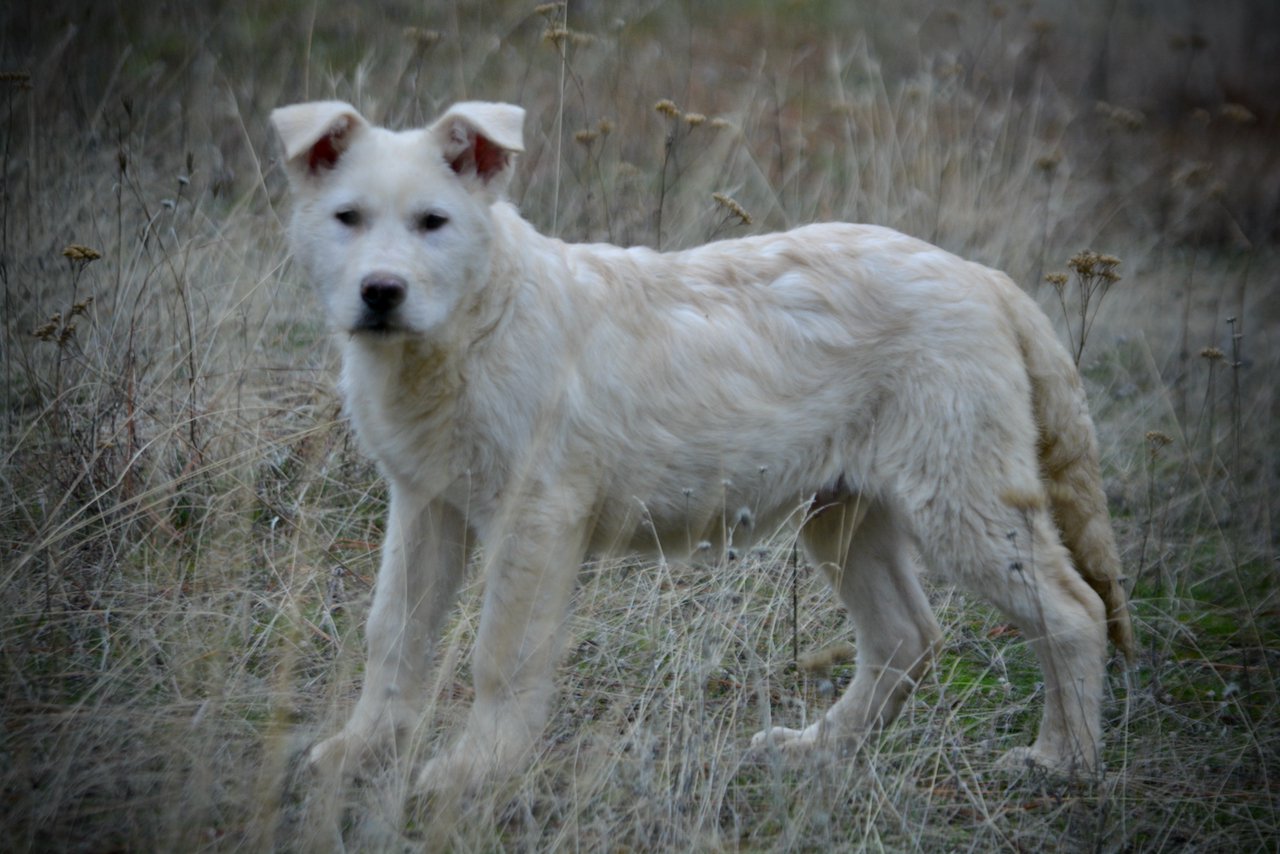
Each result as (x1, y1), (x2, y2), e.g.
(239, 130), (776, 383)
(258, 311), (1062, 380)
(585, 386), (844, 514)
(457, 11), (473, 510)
(2, 1), (1276, 850)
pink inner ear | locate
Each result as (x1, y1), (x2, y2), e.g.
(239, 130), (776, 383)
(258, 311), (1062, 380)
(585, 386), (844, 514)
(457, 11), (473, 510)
(473, 135), (507, 180)
(308, 128), (345, 173)
(450, 132), (508, 182)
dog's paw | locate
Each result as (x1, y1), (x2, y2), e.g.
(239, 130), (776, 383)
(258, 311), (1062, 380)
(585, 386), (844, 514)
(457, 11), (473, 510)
(307, 730), (384, 781)
(414, 746), (489, 797)
(996, 745), (1095, 780)
(307, 733), (354, 777)
(749, 719), (878, 766)
(748, 724), (864, 772)
(749, 724), (824, 752)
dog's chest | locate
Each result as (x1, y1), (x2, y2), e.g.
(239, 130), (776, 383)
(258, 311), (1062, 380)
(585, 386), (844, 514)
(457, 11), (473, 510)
(339, 346), (467, 490)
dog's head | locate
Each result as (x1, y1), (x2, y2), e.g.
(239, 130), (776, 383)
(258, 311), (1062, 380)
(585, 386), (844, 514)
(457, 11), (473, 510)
(271, 101), (525, 338)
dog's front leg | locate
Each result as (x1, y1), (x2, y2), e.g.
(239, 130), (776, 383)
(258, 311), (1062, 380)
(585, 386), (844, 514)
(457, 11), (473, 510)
(309, 488), (469, 778)
(415, 506), (587, 794)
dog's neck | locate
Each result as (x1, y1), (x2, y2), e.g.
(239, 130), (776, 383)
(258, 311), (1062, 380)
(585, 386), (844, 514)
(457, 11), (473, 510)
(340, 334), (460, 420)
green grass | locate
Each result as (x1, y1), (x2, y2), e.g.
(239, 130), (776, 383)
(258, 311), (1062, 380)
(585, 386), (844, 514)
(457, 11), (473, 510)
(3, 0), (1278, 850)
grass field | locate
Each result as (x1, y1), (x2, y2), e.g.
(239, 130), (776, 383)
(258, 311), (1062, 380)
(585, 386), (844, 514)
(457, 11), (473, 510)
(2, 1), (1277, 850)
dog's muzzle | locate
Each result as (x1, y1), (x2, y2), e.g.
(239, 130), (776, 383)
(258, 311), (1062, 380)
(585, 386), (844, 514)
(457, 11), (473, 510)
(355, 273), (407, 332)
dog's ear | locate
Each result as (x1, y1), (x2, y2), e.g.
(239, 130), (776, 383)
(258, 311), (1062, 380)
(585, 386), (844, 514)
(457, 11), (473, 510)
(429, 102), (525, 196)
(271, 101), (368, 184)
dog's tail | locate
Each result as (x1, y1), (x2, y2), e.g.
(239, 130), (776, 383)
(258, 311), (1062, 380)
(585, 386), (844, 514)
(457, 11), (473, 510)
(1004, 280), (1137, 662)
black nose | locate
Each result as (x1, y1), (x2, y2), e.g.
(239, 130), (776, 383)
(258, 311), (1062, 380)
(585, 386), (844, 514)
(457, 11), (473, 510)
(360, 274), (407, 315)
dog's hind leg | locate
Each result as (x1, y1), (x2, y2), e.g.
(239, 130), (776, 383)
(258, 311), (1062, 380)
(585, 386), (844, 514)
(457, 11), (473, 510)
(911, 485), (1107, 775)
(309, 492), (469, 778)
(983, 508), (1108, 775)
(752, 495), (942, 751)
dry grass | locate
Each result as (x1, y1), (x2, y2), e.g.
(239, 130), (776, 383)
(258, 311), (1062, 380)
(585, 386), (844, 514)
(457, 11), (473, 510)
(2, 1), (1277, 850)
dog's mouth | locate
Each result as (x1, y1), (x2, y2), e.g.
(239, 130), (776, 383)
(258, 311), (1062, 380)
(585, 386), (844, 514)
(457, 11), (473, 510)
(350, 313), (409, 335)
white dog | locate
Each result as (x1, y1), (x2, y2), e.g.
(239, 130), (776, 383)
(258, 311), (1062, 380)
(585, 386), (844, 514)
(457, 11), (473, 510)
(271, 100), (1134, 793)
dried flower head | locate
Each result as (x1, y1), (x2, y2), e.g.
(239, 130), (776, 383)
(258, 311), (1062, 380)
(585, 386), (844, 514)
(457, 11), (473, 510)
(1220, 103), (1256, 124)
(32, 315), (60, 341)
(1145, 430), (1174, 463)
(1199, 346), (1224, 361)
(534, 2), (565, 15)
(1, 70), (32, 86)
(573, 129), (598, 146)
(1066, 251), (1096, 275)
(654, 99), (681, 119)
(683, 112), (707, 127)
(542, 27), (593, 48)
(1173, 161), (1212, 188)
(1095, 101), (1145, 131)
(62, 244), (102, 263)
(1036, 151), (1062, 173)
(1068, 249), (1121, 283)
(1053, 250), (1122, 367)
(712, 192), (752, 225)
(403, 27), (441, 48)
(596, 118), (614, 136)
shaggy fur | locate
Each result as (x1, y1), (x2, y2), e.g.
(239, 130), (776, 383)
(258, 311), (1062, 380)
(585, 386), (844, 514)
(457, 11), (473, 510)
(271, 100), (1134, 793)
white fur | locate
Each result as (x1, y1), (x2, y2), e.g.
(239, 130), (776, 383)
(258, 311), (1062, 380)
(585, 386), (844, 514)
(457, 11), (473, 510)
(271, 100), (1132, 793)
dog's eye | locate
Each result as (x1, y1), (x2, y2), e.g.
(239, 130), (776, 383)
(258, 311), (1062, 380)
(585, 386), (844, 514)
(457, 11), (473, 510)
(417, 213), (449, 232)
(335, 208), (362, 227)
